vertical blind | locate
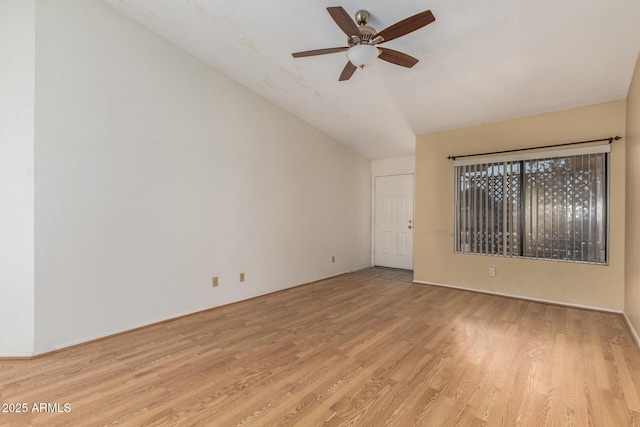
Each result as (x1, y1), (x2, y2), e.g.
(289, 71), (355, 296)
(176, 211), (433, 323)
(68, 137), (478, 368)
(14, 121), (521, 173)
(454, 145), (609, 264)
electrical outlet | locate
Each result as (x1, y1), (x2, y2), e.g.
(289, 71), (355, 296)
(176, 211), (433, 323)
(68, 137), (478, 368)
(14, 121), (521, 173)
(212, 276), (218, 287)
(240, 272), (245, 282)
(488, 267), (496, 277)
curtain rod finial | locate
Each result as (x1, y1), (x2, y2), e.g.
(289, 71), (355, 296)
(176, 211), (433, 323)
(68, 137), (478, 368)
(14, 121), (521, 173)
(609, 136), (622, 144)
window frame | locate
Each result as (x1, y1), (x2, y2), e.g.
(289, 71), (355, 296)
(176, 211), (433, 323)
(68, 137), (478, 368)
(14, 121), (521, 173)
(453, 144), (610, 265)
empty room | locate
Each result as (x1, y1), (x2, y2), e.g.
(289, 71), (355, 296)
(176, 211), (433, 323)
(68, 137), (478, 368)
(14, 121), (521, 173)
(2, 0), (640, 425)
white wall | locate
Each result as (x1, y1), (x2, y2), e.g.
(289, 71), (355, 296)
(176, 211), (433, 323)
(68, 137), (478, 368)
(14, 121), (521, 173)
(371, 156), (415, 177)
(0, 0), (35, 356)
(32, 0), (371, 354)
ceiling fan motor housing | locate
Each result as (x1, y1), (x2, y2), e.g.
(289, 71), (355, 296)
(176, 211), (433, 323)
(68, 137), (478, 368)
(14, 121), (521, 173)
(349, 28), (377, 46)
(348, 10), (377, 46)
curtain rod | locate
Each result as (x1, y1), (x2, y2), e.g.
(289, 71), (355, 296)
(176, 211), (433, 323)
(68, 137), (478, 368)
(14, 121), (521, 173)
(447, 136), (621, 161)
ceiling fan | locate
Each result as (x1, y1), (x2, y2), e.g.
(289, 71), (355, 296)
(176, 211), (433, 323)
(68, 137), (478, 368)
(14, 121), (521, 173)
(292, 7), (436, 81)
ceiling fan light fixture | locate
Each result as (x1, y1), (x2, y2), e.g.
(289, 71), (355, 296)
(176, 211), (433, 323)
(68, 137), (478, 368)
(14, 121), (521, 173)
(347, 44), (380, 69)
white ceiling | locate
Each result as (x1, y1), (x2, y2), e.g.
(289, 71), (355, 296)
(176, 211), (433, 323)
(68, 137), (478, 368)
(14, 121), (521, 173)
(103, 0), (640, 160)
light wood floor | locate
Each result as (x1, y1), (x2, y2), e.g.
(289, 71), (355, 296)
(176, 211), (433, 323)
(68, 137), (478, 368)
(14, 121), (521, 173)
(2, 274), (640, 426)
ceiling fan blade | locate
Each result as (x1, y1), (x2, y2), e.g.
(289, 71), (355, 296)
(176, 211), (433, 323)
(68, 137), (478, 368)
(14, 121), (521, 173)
(374, 10), (435, 44)
(327, 6), (361, 38)
(292, 47), (348, 58)
(339, 61), (357, 81)
(378, 48), (419, 68)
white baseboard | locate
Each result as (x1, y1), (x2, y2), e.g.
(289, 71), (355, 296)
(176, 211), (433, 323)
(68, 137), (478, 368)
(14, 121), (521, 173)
(412, 279), (622, 314)
(14, 272), (634, 358)
(0, 353), (35, 358)
(623, 312), (640, 349)
(27, 267), (369, 357)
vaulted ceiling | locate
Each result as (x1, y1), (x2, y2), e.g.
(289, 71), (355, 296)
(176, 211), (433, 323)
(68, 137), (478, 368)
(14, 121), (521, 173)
(104, 0), (640, 159)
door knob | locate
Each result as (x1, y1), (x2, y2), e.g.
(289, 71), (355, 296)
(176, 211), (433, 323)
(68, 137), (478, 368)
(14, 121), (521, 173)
(408, 225), (412, 229)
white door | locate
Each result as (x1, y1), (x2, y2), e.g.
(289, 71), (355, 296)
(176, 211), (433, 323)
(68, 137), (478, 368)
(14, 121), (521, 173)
(374, 174), (414, 270)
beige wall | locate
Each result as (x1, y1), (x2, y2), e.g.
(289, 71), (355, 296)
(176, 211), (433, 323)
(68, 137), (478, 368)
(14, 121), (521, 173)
(415, 101), (626, 311)
(626, 54), (640, 335)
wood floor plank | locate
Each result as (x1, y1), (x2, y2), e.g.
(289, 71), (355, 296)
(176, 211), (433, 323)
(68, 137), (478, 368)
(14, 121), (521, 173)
(2, 273), (640, 426)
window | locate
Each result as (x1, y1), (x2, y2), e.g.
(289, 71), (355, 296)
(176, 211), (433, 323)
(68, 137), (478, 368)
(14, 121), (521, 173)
(454, 146), (609, 264)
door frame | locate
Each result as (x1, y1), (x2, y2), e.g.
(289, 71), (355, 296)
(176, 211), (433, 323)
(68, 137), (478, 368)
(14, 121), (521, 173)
(371, 172), (415, 269)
